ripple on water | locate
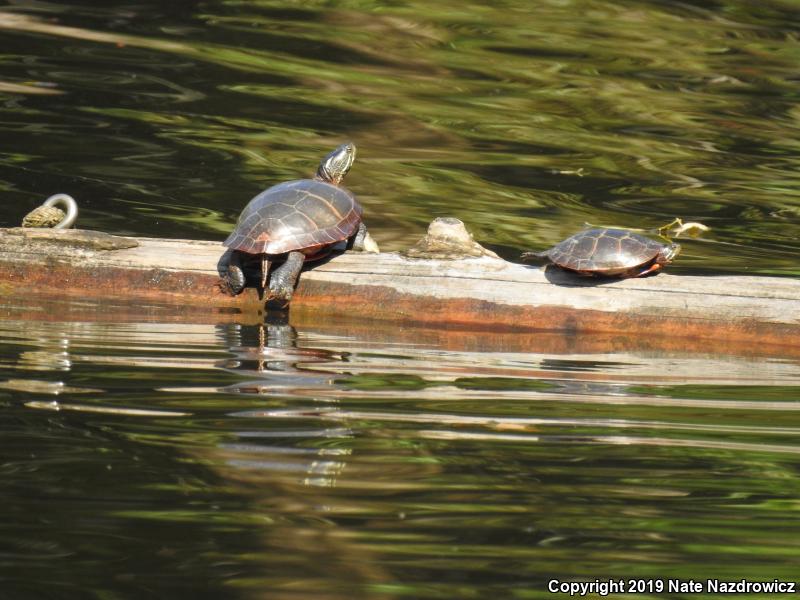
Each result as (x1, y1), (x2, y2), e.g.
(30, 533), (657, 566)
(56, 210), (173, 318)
(0, 312), (799, 596)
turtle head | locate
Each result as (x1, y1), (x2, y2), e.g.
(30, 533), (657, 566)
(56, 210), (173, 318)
(659, 242), (681, 264)
(316, 142), (356, 185)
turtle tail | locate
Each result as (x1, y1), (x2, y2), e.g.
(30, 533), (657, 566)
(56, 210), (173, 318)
(520, 250), (549, 262)
(261, 256), (271, 290)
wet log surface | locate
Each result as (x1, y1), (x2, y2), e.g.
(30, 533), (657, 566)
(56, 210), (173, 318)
(0, 227), (798, 348)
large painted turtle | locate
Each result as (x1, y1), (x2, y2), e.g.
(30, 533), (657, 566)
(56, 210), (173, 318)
(521, 227), (680, 278)
(222, 142), (375, 302)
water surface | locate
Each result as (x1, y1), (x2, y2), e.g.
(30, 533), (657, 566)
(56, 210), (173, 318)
(2, 298), (800, 598)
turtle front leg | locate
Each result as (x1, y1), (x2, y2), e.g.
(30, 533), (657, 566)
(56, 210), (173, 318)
(348, 222), (379, 252)
(268, 251), (305, 305)
(222, 250), (246, 295)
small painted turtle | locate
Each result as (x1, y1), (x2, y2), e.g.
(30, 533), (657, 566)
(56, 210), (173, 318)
(222, 142), (374, 303)
(521, 227), (680, 278)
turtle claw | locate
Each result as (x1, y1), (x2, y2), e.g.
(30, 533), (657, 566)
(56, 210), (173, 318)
(265, 283), (294, 309)
(220, 275), (244, 296)
(267, 276), (295, 306)
(266, 251), (304, 306)
(266, 291), (292, 308)
(221, 251), (246, 296)
(220, 267), (246, 296)
(219, 278), (238, 296)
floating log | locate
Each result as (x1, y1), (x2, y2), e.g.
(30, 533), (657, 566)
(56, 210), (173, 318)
(0, 224), (798, 350)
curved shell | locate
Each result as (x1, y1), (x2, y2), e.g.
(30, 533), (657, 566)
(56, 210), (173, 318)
(224, 179), (362, 255)
(542, 228), (666, 274)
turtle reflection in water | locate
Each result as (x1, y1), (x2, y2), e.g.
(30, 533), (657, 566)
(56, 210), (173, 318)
(222, 142), (377, 303)
(521, 227), (680, 278)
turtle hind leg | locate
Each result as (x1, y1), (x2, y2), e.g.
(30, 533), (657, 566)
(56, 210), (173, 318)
(520, 251), (548, 262)
(268, 251), (305, 305)
(221, 250), (246, 295)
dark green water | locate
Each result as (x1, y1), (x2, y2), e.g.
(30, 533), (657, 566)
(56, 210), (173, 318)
(2, 1), (800, 598)
(2, 306), (800, 599)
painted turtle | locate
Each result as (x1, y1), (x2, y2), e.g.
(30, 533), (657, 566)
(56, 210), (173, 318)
(222, 142), (375, 302)
(521, 227), (680, 277)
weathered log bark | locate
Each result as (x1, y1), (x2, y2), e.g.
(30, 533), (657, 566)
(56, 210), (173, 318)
(0, 226), (798, 349)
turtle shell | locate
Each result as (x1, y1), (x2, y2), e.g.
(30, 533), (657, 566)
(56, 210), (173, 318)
(224, 179), (362, 255)
(539, 228), (668, 275)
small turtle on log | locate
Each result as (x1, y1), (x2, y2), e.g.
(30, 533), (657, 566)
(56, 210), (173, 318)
(222, 142), (378, 303)
(22, 193), (78, 229)
(521, 227), (680, 278)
